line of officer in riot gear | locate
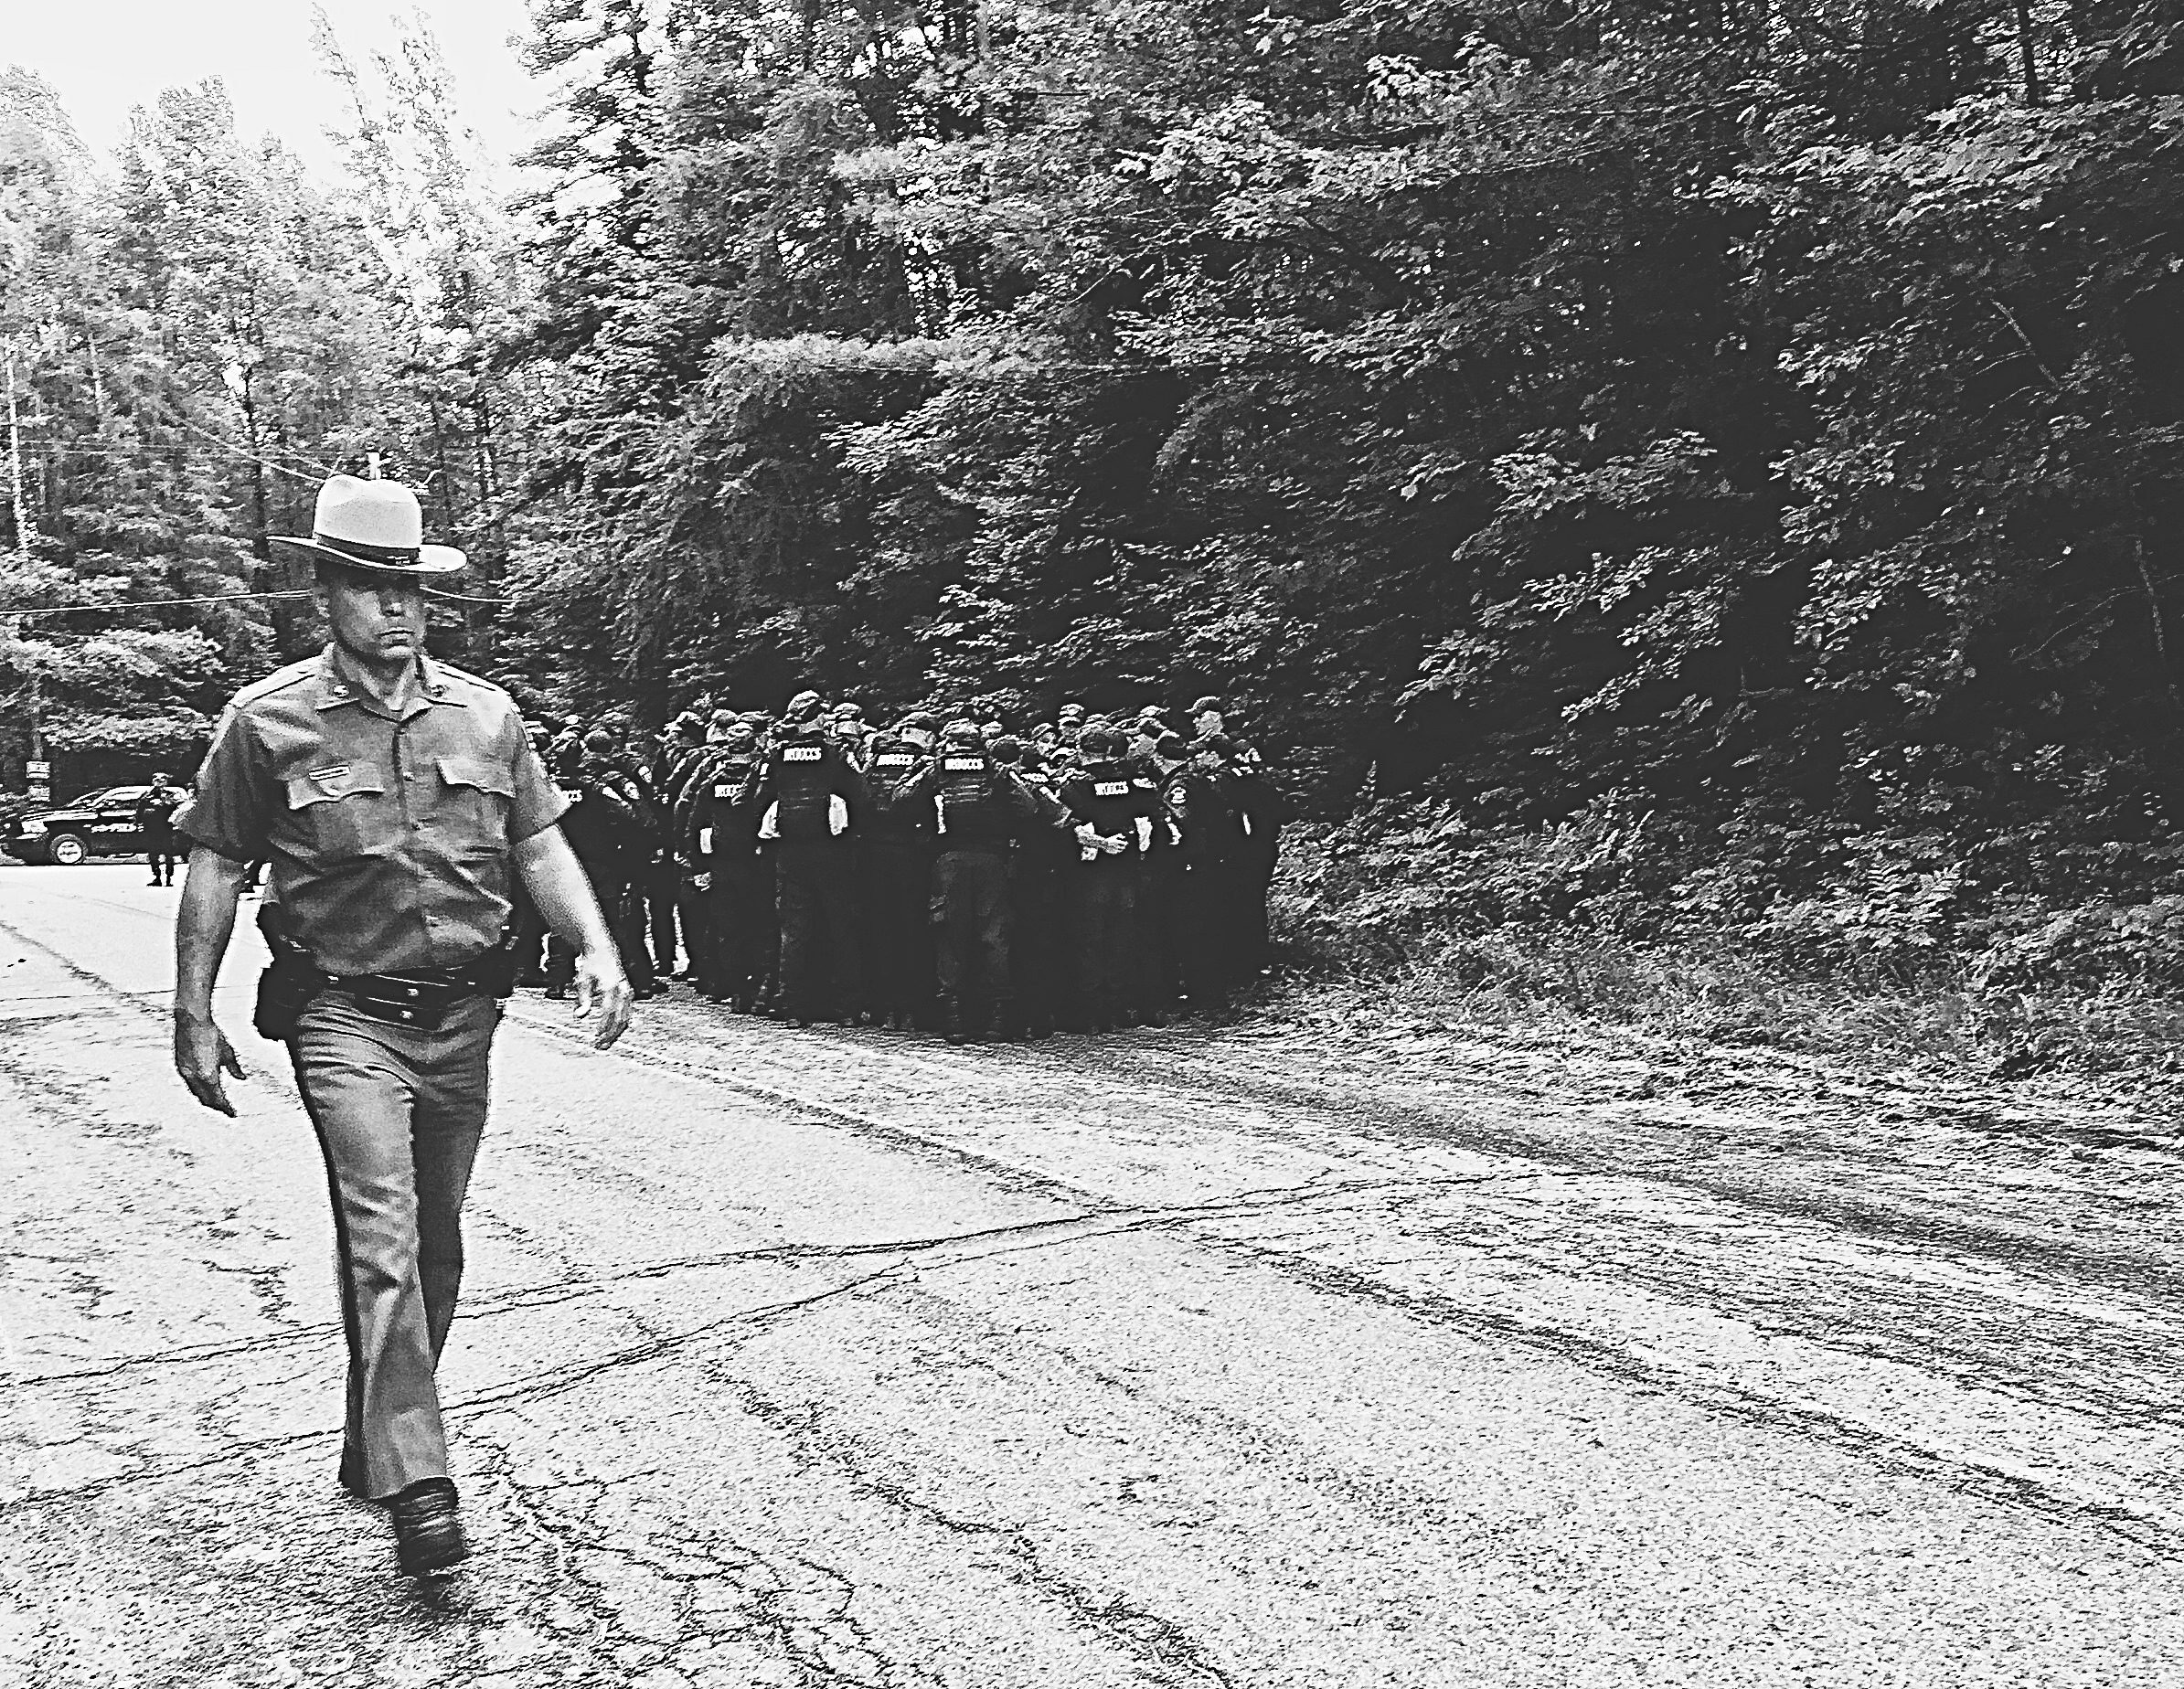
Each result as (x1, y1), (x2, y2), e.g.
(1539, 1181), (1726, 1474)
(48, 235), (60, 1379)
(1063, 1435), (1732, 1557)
(512, 691), (1286, 1043)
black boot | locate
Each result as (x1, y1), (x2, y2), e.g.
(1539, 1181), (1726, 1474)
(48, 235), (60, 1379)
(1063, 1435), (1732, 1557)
(389, 1478), (467, 1578)
(942, 997), (968, 1045)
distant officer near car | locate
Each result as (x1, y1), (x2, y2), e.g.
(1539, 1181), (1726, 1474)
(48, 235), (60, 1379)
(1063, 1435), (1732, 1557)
(137, 770), (189, 886)
(169, 473), (634, 1580)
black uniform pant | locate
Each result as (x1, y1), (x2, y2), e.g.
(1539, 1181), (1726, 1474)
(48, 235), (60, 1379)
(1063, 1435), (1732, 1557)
(1180, 858), (1242, 1011)
(1009, 864), (1065, 1033)
(702, 864), (767, 1004)
(548, 861), (648, 989)
(643, 857), (680, 974)
(679, 872), (716, 991)
(1135, 852), (1185, 1016)
(860, 841), (932, 1017)
(932, 848), (1011, 1005)
(677, 875), (711, 987)
(1237, 839), (1277, 975)
(775, 841), (859, 1015)
(1070, 856), (1139, 1025)
(144, 829), (180, 883)
(513, 881), (549, 983)
(613, 872), (655, 992)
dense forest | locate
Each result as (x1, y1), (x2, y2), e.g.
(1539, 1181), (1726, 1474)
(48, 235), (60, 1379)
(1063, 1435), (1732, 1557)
(5, 1), (2184, 991)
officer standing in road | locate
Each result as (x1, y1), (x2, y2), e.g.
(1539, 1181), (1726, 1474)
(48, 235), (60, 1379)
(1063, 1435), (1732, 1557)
(589, 728), (662, 999)
(1133, 733), (1191, 1027)
(995, 736), (1074, 1041)
(895, 720), (1063, 1043)
(857, 726), (937, 1031)
(546, 731), (651, 1000)
(1057, 727), (1157, 1033)
(744, 689), (865, 1025)
(169, 473), (634, 1580)
(1168, 732), (1249, 1016)
(683, 714), (764, 1005)
(658, 712), (715, 983)
(138, 770), (190, 887)
(1227, 740), (1288, 979)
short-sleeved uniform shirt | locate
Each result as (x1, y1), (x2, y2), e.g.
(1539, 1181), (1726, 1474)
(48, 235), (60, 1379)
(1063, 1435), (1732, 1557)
(175, 647), (567, 977)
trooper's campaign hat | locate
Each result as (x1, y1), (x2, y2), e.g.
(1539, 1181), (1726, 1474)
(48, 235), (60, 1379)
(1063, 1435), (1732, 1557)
(270, 475), (466, 575)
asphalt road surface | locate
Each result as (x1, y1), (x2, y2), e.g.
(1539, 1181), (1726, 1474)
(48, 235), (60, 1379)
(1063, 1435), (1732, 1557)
(3, 864), (2180, 1687)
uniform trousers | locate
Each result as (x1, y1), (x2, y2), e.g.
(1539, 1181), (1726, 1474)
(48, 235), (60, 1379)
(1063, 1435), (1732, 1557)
(1180, 857), (1243, 1011)
(677, 873), (711, 990)
(144, 828), (182, 884)
(289, 990), (497, 1501)
(679, 871), (716, 991)
(1135, 849), (1186, 1017)
(642, 856), (680, 974)
(547, 862), (647, 990)
(702, 863), (768, 1004)
(1008, 862), (1066, 1035)
(1070, 855), (1139, 1025)
(859, 840), (932, 1018)
(613, 870), (656, 992)
(932, 848), (1011, 1005)
(512, 881), (549, 983)
(775, 840), (860, 1015)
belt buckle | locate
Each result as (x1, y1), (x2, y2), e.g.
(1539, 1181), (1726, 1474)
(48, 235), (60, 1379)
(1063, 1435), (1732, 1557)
(349, 975), (453, 1031)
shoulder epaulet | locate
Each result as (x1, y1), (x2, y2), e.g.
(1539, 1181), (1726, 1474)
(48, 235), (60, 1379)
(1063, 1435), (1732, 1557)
(431, 661), (512, 703)
(229, 658), (321, 709)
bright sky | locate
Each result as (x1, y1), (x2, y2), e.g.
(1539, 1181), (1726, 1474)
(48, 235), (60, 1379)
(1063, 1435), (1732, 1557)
(5, 0), (545, 178)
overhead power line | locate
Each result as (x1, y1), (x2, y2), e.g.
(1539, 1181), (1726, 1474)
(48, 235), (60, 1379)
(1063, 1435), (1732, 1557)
(6, 585), (513, 617)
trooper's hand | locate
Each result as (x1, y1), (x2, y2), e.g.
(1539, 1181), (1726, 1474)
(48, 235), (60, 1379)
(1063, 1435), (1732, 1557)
(175, 1014), (246, 1116)
(572, 951), (635, 1049)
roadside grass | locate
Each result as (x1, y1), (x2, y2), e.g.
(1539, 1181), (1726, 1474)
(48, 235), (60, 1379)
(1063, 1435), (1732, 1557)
(1257, 904), (2184, 1115)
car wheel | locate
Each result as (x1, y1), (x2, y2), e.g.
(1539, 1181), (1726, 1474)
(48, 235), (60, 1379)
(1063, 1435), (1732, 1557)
(46, 833), (90, 866)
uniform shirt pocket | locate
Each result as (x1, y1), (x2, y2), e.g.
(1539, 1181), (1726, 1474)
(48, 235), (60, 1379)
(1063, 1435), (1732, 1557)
(434, 754), (517, 851)
(282, 761), (393, 861)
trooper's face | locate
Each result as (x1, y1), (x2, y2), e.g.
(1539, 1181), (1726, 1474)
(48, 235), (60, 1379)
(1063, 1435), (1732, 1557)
(320, 566), (426, 666)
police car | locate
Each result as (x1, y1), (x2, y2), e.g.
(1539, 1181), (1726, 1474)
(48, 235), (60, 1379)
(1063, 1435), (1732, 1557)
(4, 786), (157, 866)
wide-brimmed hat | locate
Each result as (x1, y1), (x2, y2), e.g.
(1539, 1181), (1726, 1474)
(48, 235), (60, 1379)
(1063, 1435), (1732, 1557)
(270, 475), (466, 575)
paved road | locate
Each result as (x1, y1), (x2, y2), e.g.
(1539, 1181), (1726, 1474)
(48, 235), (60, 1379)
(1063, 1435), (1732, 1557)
(2, 865), (2179, 1687)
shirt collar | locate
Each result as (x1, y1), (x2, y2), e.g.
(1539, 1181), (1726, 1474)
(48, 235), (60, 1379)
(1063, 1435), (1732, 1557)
(314, 645), (463, 714)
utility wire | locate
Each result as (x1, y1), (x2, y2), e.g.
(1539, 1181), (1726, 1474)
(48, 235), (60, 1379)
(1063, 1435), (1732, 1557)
(6, 590), (315, 618)
(7, 585), (513, 617)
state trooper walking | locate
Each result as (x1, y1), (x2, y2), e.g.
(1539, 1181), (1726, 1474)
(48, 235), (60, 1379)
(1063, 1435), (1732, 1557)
(170, 473), (634, 1579)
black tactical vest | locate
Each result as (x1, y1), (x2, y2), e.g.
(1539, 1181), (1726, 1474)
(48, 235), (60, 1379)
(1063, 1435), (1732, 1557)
(1069, 758), (1141, 840)
(768, 728), (837, 843)
(937, 750), (1012, 848)
(690, 754), (754, 861)
(863, 748), (929, 844)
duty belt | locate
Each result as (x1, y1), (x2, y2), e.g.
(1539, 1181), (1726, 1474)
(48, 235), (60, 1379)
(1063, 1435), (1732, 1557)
(324, 961), (500, 1029)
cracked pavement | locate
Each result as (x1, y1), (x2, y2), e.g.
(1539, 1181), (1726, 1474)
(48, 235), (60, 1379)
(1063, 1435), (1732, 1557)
(2, 866), (2180, 1686)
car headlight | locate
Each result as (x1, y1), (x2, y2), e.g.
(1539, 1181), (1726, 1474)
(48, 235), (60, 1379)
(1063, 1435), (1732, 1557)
(20, 817), (47, 836)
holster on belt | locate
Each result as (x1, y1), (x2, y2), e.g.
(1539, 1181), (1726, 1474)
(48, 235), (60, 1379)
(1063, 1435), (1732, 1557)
(325, 926), (524, 1031)
(253, 904), (326, 1042)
